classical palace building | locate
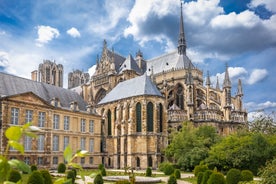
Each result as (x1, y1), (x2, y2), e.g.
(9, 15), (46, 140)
(0, 3), (247, 169)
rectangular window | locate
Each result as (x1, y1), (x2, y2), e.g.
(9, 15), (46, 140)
(24, 157), (30, 165)
(80, 137), (86, 150)
(89, 120), (94, 133)
(38, 112), (46, 127)
(89, 157), (93, 164)
(64, 136), (69, 150)
(64, 116), (70, 130)
(53, 114), (60, 129)
(53, 135), (59, 151)
(25, 110), (33, 123)
(11, 107), (19, 125)
(81, 157), (85, 164)
(53, 157), (58, 165)
(37, 157), (43, 165)
(37, 135), (45, 151)
(89, 139), (94, 152)
(24, 136), (32, 151)
(80, 119), (86, 132)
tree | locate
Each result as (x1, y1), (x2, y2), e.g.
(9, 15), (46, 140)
(259, 158), (276, 184)
(203, 132), (276, 174)
(165, 122), (220, 170)
(248, 110), (276, 134)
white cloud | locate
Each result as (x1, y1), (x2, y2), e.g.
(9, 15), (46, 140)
(247, 69), (268, 85)
(210, 67), (248, 87)
(245, 101), (276, 113)
(36, 25), (60, 47)
(67, 27), (81, 38)
(249, 0), (276, 13)
(211, 10), (259, 29)
(89, 0), (131, 37)
(0, 51), (9, 67)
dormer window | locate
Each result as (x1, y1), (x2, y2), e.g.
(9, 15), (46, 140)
(70, 101), (79, 111)
(51, 98), (60, 107)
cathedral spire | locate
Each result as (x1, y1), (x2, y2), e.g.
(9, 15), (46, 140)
(178, 2), (187, 55)
(236, 79), (243, 97)
(206, 71), (211, 86)
(216, 76), (220, 90)
(223, 63), (231, 88)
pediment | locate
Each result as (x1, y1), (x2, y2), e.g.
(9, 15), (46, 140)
(4, 92), (50, 107)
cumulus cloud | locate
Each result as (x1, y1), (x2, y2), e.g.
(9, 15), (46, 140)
(210, 67), (248, 87)
(67, 27), (81, 38)
(247, 69), (268, 85)
(249, 0), (276, 13)
(36, 25), (60, 47)
(245, 101), (276, 112)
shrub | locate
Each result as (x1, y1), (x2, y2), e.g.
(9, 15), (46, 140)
(67, 170), (76, 184)
(115, 180), (131, 184)
(174, 169), (181, 179)
(8, 169), (22, 183)
(201, 170), (213, 184)
(72, 168), (77, 178)
(94, 174), (104, 184)
(30, 165), (37, 172)
(159, 161), (171, 172)
(197, 172), (204, 184)
(57, 163), (66, 173)
(194, 165), (208, 177)
(207, 172), (226, 184)
(98, 164), (104, 170)
(163, 164), (175, 175)
(146, 167), (152, 177)
(226, 168), (241, 184)
(27, 170), (44, 184)
(240, 170), (253, 182)
(40, 170), (53, 184)
(167, 174), (177, 184)
(101, 167), (107, 176)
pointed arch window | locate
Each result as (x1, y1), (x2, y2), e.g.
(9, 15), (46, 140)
(159, 103), (163, 132)
(136, 103), (141, 132)
(107, 110), (112, 136)
(176, 84), (184, 109)
(147, 102), (153, 132)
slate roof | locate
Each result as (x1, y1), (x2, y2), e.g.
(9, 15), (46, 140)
(0, 72), (87, 111)
(146, 50), (194, 75)
(119, 54), (142, 74)
(98, 74), (162, 105)
(106, 49), (126, 73)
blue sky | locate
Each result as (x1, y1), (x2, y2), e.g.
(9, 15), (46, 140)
(0, 0), (276, 119)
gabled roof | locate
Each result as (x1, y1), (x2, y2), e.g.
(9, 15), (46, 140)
(119, 54), (142, 74)
(106, 49), (126, 73)
(98, 74), (162, 105)
(0, 72), (87, 111)
(146, 50), (194, 75)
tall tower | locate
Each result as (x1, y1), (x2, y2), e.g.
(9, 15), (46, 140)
(178, 2), (187, 55)
(223, 64), (232, 121)
(38, 60), (63, 87)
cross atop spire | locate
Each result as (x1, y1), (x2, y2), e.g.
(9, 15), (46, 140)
(178, 1), (187, 55)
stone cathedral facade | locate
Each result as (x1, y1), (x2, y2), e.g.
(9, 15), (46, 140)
(76, 4), (247, 169)
(0, 4), (247, 170)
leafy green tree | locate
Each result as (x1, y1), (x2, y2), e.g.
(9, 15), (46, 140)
(203, 132), (276, 174)
(165, 122), (220, 170)
(248, 111), (276, 134)
(259, 158), (276, 184)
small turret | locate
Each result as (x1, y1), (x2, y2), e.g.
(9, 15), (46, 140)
(216, 76), (220, 90)
(206, 71), (211, 87)
(236, 79), (243, 97)
(223, 64), (231, 88)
